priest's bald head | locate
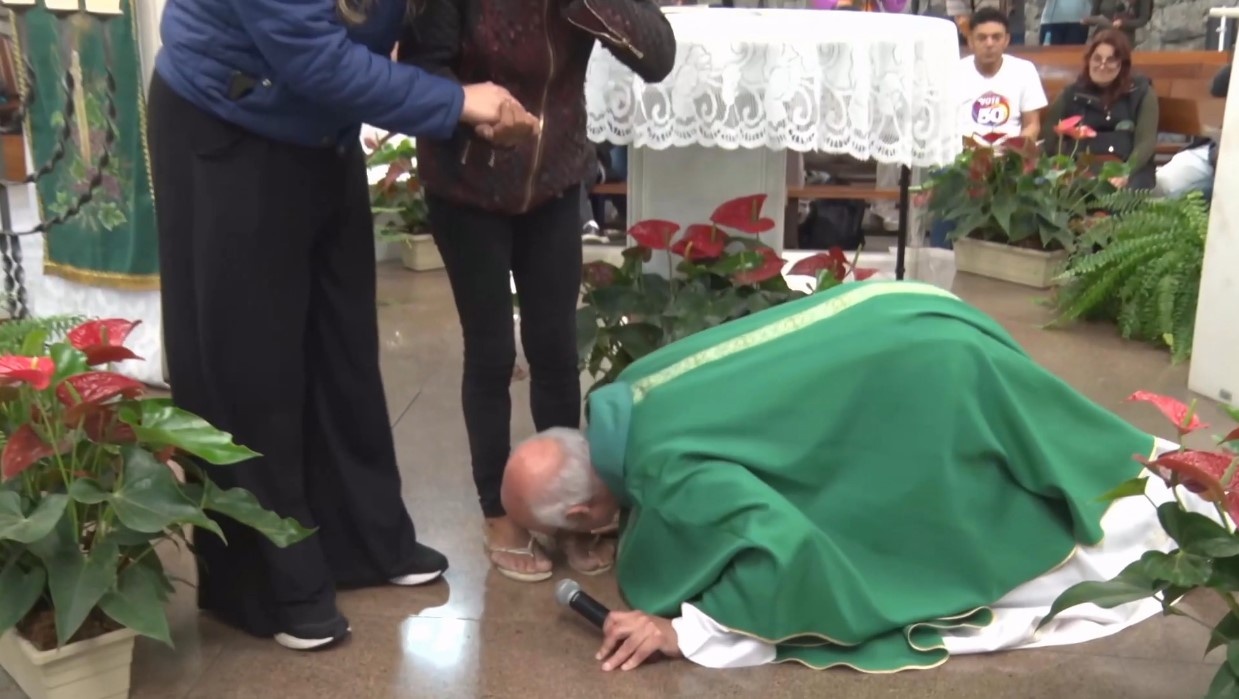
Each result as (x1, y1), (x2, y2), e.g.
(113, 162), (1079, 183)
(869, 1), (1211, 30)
(501, 428), (620, 533)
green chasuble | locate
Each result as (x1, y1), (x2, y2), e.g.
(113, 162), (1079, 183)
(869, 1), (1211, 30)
(584, 281), (1156, 673)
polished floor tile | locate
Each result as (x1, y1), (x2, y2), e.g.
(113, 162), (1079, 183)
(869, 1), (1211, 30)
(2, 264), (1229, 699)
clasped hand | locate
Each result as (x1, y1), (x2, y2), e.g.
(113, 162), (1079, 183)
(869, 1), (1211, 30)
(461, 82), (540, 148)
(596, 610), (681, 672)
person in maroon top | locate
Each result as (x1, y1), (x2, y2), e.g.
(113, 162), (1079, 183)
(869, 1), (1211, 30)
(400, 1), (675, 581)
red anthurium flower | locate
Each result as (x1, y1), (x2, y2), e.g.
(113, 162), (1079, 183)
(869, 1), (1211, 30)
(1137, 450), (1235, 505)
(56, 371), (145, 408)
(78, 407), (138, 444)
(1128, 391), (1208, 435)
(672, 224), (728, 260)
(627, 220), (680, 250)
(911, 189), (931, 208)
(1, 425), (59, 481)
(710, 195), (776, 235)
(1054, 116), (1084, 136)
(853, 267), (879, 281)
(581, 261), (620, 289)
(978, 132), (1005, 145)
(1223, 426), (1239, 444)
(731, 247), (785, 285)
(0, 356), (56, 391)
(67, 319), (142, 366)
(788, 249), (849, 281)
(155, 446), (177, 464)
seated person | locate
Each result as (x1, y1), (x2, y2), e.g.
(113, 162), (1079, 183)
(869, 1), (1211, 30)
(1156, 64), (1230, 200)
(931, 7), (1046, 248)
(1043, 29), (1157, 190)
(501, 280), (1208, 673)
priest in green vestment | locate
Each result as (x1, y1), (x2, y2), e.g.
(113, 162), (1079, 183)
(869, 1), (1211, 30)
(500, 280), (1188, 673)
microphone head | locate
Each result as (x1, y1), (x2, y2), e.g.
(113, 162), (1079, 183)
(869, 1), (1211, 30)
(554, 578), (581, 606)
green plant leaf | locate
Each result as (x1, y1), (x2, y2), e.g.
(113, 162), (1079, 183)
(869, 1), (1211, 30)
(47, 343), (89, 384)
(609, 323), (663, 363)
(109, 447), (222, 538)
(98, 562), (173, 646)
(45, 539), (120, 646)
(19, 327), (48, 357)
(1157, 503), (1239, 558)
(1208, 613), (1239, 654)
(67, 478), (111, 505)
(1140, 550), (1213, 587)
(0, 558), (45, 634)
(1205, 663), (1239, 699)
(1097, 476), (1149, 502)
(1039, 561), (1160, 628)
(576, 306), (600, 367)
(0, 492), (69, 544)
(118, 402), (259, 465)
(200, 479), (313, 548)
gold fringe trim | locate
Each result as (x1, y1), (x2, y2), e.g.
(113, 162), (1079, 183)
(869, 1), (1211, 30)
(13, 3), (161, 290)
(630, 283), (959, 404)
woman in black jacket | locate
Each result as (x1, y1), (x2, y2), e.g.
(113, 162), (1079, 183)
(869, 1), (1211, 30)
(401, 0), (674, 582)
(1043, 29), (1158, 190)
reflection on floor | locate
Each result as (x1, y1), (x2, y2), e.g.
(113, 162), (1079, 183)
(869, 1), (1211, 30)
(2, 265), (1227, 699)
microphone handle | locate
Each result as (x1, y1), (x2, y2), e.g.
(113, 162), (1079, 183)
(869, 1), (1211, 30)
(569, 591), (611, 628)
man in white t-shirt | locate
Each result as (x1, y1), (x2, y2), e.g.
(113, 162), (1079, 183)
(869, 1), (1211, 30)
(955, 7), (1047, 143)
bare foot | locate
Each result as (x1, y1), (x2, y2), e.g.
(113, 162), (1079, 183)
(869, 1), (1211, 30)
(484, 516), (553, 582)
(561, 532), (615, 576)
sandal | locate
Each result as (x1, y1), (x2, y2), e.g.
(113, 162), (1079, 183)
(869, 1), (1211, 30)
(563, 533), (615, 577)
(483, 535), (554, 583)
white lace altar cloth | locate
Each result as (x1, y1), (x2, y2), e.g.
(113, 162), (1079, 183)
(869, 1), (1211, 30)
(585, 8), (963, 167)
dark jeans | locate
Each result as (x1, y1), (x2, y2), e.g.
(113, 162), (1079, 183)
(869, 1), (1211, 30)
(1040, 23), (1090, 45)
(426, 188), (584, 518)
(148, 73), (423, 637)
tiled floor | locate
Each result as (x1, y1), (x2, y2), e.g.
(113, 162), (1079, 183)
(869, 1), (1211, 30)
(3, 264), (1230, 699)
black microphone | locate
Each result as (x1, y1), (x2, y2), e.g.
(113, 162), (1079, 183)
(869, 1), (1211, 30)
(555, 578), (611, 629)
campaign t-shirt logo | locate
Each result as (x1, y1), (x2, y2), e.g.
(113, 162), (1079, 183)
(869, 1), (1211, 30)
(971, 91), (1012, 128)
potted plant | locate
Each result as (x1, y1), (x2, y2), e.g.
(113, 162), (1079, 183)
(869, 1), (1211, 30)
(1049, 191), (1206, 363)
(364, 135), (441, 272)
(921, 122), (1136, 289)
(577, 194), (874, 389)
(1042, 391), (1239, 699)
(0, 318), (312, 699)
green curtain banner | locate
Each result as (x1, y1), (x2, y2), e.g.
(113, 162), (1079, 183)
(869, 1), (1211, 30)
(14, 2), (158, 290)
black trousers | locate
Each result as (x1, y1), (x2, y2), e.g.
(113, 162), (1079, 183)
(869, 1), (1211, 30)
(147, 74), (422, 637)
(426, 188), (583, 518)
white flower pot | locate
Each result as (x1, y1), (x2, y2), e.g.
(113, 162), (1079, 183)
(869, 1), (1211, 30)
(953, 238), (1068, 289)
(0, 628), (137, 699)
(400, 234), (444, 272)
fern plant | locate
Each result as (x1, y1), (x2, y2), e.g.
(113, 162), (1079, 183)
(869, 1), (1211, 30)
(0, 314), (85, 354)
(1050, 191), (1208, 363)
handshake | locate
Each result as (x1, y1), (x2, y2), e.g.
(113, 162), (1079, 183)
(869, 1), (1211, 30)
(461, 83), (541, 148)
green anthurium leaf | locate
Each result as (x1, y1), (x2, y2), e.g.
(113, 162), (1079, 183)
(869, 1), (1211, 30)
(109, 447), (222, 538)
(1158, 503), (1239, 558)
(0, 558), (46, 634)
(1140, 550), (1213, 588)
(0, 492), (69, 544)
(1228, 640), (1239, 677)
(47, 343), (89, 385)
(201, 480), (313, 548)
(1205, 663), (1239, 699)
(102, 523), (161, 548)
(67, 478), (112, 505)
(576, 306), (600, 367)
(45, 539), (120, 646)
(609, 323), (663, 363)
(19, 328), (48, 357)
(1039, 560), (1160, 629)
(1097, 476), (1149, 503)
(98, 562), (173, 646)
(117, 403), (258, 466)
(1208, 614), (1239, 655)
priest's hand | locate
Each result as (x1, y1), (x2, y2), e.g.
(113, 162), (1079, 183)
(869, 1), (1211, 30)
(597, 611), (681, 672)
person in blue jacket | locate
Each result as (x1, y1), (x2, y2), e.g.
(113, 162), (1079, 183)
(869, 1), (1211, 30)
(147, 0), (533, 652)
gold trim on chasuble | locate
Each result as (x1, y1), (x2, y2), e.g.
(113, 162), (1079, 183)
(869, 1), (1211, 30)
(11, 4), (160, 290)
(622, 282), (1161, 672)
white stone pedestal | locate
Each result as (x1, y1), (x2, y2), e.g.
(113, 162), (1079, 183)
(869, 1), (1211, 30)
(627, 145), (788, 277)
(1188, 42), (1238, 409)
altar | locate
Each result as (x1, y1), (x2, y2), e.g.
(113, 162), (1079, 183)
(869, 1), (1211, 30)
(584, 7), (962, 277)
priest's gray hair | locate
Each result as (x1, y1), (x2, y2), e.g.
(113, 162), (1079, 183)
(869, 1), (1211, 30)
(526, 427), (597, 528)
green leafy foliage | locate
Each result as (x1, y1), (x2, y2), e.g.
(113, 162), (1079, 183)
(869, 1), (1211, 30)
(1051, 191), (1208, 363)
(1042, 393), (1239, 698)
(364, 136), (426, 241)
(0, 319), (313, 650)
(0, 315), (85, 355)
